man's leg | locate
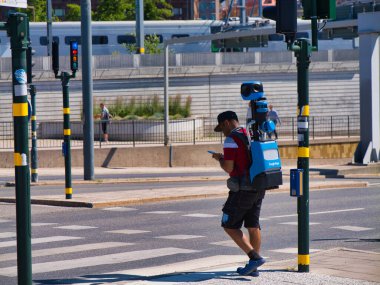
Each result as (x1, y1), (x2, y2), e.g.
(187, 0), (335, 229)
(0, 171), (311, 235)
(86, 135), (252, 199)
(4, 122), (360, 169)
(224, 228), (253, 254)
(247, 227), (261, 254)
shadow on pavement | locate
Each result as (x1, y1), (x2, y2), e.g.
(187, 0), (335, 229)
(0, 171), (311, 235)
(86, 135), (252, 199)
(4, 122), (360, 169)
(33, 269), (289, 284)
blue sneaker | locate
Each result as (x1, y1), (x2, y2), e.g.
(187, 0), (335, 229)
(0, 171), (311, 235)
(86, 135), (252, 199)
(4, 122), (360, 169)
(237, 267), (259, 277)
(237, 258), (266, 276)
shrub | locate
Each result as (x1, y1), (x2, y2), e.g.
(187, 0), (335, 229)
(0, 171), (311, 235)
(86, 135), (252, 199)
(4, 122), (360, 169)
(94, 95), (191, 119)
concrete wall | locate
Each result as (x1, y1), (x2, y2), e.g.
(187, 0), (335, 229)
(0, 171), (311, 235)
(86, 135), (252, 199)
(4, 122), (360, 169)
(0, 139), (359, 168)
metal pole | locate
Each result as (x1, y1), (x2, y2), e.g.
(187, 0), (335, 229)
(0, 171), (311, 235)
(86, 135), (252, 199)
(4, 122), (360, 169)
(81, 0), (95, 180)
(136, 0), (145, 54)
(47, 0), (53, 56)
(294, 38), (311, 273)
(240, 0), (246, 25)
(164, 44), (169, 145)
(30, 84), (38, 182)
(7, 13), (33, 285)
(61, 73), (72, 199)
(258, 0), (262, 17)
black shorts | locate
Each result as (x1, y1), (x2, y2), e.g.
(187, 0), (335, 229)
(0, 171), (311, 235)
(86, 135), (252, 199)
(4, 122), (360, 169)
(102, 122), (108, 134)
(221, 190), (265, 229)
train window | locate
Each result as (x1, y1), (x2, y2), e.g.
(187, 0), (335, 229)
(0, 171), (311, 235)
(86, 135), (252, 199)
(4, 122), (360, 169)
(172, 34), (189, 39)
(145, 34), (163, 43)
(117, 35), (136, 44)
(40, 36), (60, 46)
(65, 36), (82, 45)
(268, 34), (284, 41)
(296, 32), (309, 38)
(92, 36), (108, 45)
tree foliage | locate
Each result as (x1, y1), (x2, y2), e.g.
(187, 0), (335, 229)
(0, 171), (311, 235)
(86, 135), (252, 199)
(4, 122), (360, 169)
(93, 0), (128, 21)
(22, 0), (46, 22)
(123, 34), (162, 54)
(65, 4), (81, 21)
(125, 0), (173, 20)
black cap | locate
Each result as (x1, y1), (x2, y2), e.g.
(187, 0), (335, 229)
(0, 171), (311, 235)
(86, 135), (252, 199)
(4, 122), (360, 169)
(214, 111), (239, 132)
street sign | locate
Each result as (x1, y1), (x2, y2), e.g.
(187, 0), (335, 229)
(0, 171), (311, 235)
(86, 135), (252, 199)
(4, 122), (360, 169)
(0, 0), (27, 8)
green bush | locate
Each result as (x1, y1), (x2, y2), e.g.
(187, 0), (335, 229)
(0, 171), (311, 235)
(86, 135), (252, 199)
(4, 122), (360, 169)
(94, 95), (191, 119)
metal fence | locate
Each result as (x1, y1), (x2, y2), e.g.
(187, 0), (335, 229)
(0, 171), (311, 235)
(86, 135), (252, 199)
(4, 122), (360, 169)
(0, 115), (360, 150)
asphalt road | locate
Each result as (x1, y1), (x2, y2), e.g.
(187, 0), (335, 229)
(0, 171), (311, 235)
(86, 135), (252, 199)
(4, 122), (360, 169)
(0, 177), (360, 198)
(0, 182), (379, 285)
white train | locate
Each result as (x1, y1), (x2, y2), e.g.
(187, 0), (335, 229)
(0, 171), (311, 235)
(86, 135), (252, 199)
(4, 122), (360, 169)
(0, 19), (355, 57)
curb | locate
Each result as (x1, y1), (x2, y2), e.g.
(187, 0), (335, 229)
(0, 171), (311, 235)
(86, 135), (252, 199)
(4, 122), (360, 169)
(0, 181), (368, 208)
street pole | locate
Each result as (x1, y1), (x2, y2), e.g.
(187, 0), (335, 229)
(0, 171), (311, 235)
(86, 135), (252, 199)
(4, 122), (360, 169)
(136, 0), (145, 54)
(81, 0), (95, 180)
(30, 84), (38, 182)
(61, 72), (73, 199)
(292, 38), (311, 273)
(47, 0), (53, 56)
(7, 13), (33, 285)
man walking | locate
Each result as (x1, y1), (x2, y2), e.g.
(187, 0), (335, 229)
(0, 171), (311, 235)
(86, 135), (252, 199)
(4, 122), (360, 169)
(100, 103), (111, 142)
(211, 111), (266, 276)
(267, 104), (281, 139)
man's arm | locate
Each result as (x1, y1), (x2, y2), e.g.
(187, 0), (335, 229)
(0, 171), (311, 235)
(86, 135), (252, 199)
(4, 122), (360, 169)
(212, 153), (234, 173)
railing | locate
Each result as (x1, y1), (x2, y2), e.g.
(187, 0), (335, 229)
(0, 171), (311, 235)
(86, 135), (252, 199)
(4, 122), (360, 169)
(0, 115), (360, 150)
(0, 50), (359, 74)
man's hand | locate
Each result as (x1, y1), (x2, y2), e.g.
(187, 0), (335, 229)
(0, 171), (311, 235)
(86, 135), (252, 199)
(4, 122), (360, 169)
(212, 153), (223, 162)
(212, 153), (234, 174)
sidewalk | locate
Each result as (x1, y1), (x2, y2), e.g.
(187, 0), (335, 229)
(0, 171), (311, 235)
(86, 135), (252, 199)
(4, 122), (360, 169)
(70, 248), (380, 284)
(0, 158), (376, 208)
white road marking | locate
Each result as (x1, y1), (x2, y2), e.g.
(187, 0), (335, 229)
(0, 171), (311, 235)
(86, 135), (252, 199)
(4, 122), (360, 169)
(102, 207), (138, 212)
(156, 235), (205, 240)
(109, 255), (247, 277)
(265, 208), (365, 219)
(331, 226), (374, 232)
(106, 229), (151, 235)
(54, 225), (98, 230)
(32, 223), (58, 227)
(142, 211), (180, 214)
(0, 242), (131, 262)
(0, 247), (199, 277)
(0, 232), (16, 239)
(210, 240), (236, 247)
(182, 213), (218, 218)
(0, 236), (83, 248)
(279, 222), (321, 225)
(270, 248), (321, 254)
(0, 219), (11, 223)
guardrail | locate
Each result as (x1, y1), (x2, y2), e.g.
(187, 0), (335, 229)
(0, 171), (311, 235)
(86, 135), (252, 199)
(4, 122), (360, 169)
(0, 50), (359, 74)
(0, 115), (359, 150)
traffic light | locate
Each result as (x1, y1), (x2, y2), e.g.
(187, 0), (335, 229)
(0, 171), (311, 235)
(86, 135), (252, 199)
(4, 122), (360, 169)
(302, 0), (336, 20)
(52, 40), (59, 75)
(263, 0), (297, 43)
(26, 46), (35, 84)
(70, 41), (78, 72)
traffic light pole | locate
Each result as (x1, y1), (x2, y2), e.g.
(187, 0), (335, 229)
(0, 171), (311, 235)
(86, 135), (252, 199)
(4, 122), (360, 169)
(5, 13), (33, 285)
(57, 72), (75, 199)
(291, 38), (312, 273)
(30, 84), (39, 182)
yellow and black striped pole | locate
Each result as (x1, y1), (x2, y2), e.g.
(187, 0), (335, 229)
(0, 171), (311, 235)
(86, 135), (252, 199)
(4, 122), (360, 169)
(6, 13), (33, 285)
(30, 84), (38, 182)
(61, 72), (73, 199)
(294, 38), (311, 272)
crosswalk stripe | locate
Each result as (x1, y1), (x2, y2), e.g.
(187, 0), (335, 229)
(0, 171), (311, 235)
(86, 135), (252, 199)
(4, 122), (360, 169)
(103, 207), (138, 212)
(0, 242), (131, 262)
(331, 226), (374, 232)
(0, 236), (82, 248)
(106, 229), (151, 235)
(0, 219), (11, 223)
(109, 255), (247, 277)
(182, 214), (218, 218)
(0, 247), (199, 277)
(0, 232), (16, 239)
